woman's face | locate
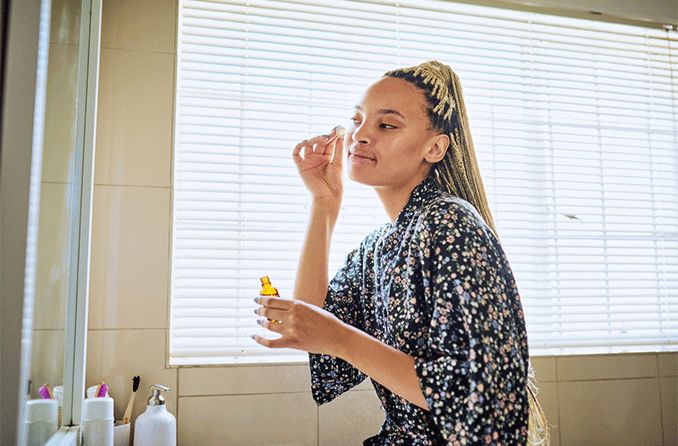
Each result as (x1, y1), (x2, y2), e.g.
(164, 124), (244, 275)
(346, 76), (448, 188)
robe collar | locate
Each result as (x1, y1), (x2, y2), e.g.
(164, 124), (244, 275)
(390, 175), (439, 229)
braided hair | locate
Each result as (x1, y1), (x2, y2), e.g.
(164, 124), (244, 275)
(384, 61), (499, 241)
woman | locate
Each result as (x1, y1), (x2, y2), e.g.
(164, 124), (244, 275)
(253, 60), (549, 445)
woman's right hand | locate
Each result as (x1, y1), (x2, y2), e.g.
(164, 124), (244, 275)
(292, 126), (346, 204)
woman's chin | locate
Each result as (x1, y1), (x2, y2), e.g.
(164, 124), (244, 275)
(347, 169), (382, 188)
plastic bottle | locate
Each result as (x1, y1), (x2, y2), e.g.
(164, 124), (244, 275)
(25, 399), (58, 446)
(81, 397), (114, 446)
(52, 386), (63, 427)
(133, 384), (176, 446)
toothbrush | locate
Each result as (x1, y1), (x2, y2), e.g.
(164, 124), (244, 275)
(122, 376), (141, 424)
(95, 382), (109, 398)
(38, 383), (53, 399)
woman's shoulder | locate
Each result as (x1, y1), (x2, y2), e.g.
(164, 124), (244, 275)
(418, 192), (491, 239)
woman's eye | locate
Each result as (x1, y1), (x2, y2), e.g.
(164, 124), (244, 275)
(380, 124), (397, 129)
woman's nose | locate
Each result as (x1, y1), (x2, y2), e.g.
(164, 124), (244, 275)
(352, 124), (370, 145)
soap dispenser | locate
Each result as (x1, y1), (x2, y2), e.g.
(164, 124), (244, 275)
(133, 384), (176, 446)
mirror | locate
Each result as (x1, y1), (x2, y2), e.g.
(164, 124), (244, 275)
(24, 0), (102, 439)
(27, 0), (83, 422)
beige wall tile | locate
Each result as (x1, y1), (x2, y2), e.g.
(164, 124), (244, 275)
(179, 364), (310, 396)
(95, 48), (174, 187)
(658, 352), (678, 376)
(88, 185), (170, 329)
(86, 329), (177, 425)
(558, 378), (662, 446)
(34, 182), (72, 330)
(178, 393), (317, 446)
(30, 330), (66, 399)
(661, 377), (677, 446)
(43, 43), (79, 184)
(319, 389), (383, 446)
(557, 353), (657, 381)
(101, 0), (177, 53)
(536, 382), (559, 446)
(531, 356), (557, 382)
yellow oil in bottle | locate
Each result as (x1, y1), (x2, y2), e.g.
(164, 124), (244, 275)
(259, 276), (280, 323)
(259, 276), (280, 297)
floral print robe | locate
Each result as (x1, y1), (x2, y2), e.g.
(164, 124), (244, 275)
(308, 175), (530, 445)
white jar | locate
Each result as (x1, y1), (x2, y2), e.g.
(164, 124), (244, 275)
(25, 399), (58, 446)
(81, 397), (114, 446)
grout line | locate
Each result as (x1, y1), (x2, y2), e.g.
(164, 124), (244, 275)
(93, 183), (171, 189)
(86, 327), (165, 331)
(657, 354), (665, 446)
(100, 45), (175, 55)
(175, 357), (181, 445)
(553, 356), (562, 445)
(555, 375), (668, 383)
(554, 378), (561, 446)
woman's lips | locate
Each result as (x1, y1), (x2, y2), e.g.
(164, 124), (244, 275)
(349, 152), (376, 163)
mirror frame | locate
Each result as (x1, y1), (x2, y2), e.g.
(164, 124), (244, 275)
(62, 0), (102, 428)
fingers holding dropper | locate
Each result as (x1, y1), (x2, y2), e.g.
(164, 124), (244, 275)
(329, 126), (347, 166)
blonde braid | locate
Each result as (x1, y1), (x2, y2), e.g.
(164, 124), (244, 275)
(384, 60), (551, 446)
(384, 61), (498, 241)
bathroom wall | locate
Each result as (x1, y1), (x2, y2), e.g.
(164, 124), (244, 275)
(86, 1), (678, 445)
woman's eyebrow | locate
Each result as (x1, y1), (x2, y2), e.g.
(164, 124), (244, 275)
(354, 105), (406, 119)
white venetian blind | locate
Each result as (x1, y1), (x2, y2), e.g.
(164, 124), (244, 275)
(170, 0), (678, 365)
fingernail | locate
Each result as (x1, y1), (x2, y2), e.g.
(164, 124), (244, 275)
(256, 319), (262, 325)
(253, 297), (258, 303)
(253, 308), (258, 315)
(250, 335), (256, 340)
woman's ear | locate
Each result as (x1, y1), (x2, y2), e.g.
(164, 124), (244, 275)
(424, 133), (450, 164)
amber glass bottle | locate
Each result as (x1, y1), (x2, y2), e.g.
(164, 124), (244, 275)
(258, 276), (280, 323)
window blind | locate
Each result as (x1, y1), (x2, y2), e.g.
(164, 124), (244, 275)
(170, 0), (678, 365)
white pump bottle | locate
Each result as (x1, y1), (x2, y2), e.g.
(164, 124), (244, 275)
(133, 384), (176, 446)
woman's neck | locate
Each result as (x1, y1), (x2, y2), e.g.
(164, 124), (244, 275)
(374, 174), (429, 224)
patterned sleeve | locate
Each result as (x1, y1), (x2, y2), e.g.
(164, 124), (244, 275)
(308, 244), (367, 405)
(414, 200), (529, 442)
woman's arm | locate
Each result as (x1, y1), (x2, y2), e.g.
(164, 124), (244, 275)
(293, 199), (341, 308)
(337, 323), (429, 411)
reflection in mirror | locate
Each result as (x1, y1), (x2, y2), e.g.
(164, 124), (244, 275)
(27, 0), (82, 433)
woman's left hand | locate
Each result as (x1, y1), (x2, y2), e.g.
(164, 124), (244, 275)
(252, 297), (347, 357)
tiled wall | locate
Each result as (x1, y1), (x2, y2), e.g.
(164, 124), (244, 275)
(87, 1), (678, 445)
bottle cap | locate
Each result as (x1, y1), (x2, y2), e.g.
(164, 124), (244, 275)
(86, 384), (109, 398)
(53, 386), (64, 407)
(147, 384), (171, 406)
(82, 397), (114, 421)
(25, 399), (58, 423)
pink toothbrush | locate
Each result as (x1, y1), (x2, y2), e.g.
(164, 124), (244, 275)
(95, 382), (109, 398)
(38, 383), (53, 399)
